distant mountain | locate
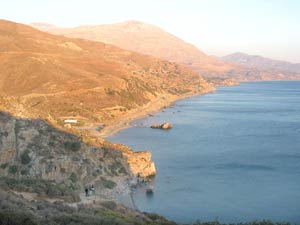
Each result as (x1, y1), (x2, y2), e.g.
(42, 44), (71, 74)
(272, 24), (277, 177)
(0, 19), (212, 127)
(31, 22), (300, 82)
(222, 52), (300, 75)
(31, 21), (234, 76)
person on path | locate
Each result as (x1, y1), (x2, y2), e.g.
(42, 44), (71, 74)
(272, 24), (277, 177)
(91, 185), (95, 195)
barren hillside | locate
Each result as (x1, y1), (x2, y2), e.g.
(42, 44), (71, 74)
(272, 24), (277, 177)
(31, 21), (234, 76)
(0, 19), (212, 128)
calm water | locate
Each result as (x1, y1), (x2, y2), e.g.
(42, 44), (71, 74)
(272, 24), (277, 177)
(108, 81), (300, 224)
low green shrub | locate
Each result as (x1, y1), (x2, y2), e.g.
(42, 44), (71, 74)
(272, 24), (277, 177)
(8, 165), (18, 174)
(101, 201), (117, 210)
(0, 163), (8, 169)
(21, 150), (31, 164)
(0, 210), (39, 225)
(101, 177), (116, 189)
(0, 177), (80, 203)
(64, 141), (81, 152)
(69, 172), (78, 183)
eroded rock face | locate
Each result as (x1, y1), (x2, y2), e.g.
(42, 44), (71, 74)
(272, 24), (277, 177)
(122, 151), (156, 178)
(102, 141), (156, 179)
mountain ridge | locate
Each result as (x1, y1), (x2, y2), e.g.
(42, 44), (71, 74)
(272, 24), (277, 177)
(31, 21), (300, 81)
(1, 19), (212, 128)
(30, 20), (235, 76)
(222, 52), (300, 74)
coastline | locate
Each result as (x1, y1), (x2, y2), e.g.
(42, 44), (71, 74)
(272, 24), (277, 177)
(105, 81), (300, 223)
(96, 89), (217, 211)
(98, 88), (216, 138)
(92, 89), (216, 211)
(97, 83), (240, 211)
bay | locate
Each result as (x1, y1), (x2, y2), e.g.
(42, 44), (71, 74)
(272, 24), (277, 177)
(108, 81), (300, 224)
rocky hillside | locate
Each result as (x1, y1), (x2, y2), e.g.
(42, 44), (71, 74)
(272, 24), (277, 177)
(0, 111), (155, 201)
(31, 21), (234, 76)
(0, 19), (213, 129)
(0, 189), (178, 225)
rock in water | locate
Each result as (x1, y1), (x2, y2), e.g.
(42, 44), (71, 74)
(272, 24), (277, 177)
(161, 123), (172, 130)
(150, 123), (172, 130)
(150, 124), (162, 129)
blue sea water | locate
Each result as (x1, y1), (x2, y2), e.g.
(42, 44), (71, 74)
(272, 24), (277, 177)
(108, 81), (300, 224)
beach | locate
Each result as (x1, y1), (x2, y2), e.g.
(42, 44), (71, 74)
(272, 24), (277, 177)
(98, 88), (216, 138)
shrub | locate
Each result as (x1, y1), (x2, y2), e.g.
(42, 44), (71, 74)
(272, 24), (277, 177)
(101, 177), (116, 189)
(0, 210), (39, 225)
(0, 177), (80, 203)
(8, 165), (18, 174)
(64, 141), (81, 152)
(106, 88), (116, 96)
(146, 212), (163, 221)
(101, 201), (117, 210)
(21, 150), (31, 164)
(69, 172), (78, 183)
(0, 163), (8, 169)
(118, 166), (127, 175)
(20, 169), (29, 175)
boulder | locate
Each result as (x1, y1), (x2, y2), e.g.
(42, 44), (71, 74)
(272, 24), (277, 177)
(150, 124), (162, 129)
(161, 123), (172, 130)
(150, 123), (172, 130)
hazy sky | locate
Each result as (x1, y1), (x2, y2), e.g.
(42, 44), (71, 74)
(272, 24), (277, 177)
(1, 0), (299, 62)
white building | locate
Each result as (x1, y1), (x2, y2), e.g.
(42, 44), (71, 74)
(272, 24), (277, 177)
(64, 119), (78, 123)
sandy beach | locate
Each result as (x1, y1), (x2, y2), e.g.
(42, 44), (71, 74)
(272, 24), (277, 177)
(98, 89), (215, 138)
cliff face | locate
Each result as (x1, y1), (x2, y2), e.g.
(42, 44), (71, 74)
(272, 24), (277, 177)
(124, 151), (156, 178)
(0, 112), (155, 191)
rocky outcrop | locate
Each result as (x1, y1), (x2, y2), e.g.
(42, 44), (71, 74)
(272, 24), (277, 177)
(151, 122), (173, 130)
(123, 151), (156, 178)
(101, 141), (156, 179)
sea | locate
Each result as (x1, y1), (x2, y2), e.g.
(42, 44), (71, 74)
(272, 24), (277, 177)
(108, 81), (300, 224)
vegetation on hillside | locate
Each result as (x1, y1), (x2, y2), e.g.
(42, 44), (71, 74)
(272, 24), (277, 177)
(0, 189), (177, 225)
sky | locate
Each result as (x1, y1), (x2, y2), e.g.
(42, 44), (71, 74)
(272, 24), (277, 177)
(1, 0), (299, 62)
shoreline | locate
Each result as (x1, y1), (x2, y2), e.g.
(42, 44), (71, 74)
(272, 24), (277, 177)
(97, 83), (242, 211)
(97, 89), (216, 211)
(83, 84), (237, 211)
(98, 88), (216, 138)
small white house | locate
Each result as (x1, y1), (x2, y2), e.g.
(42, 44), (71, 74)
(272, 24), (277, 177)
(64, 119), (78, 123)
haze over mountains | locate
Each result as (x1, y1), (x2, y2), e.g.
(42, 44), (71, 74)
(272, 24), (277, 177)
(31, 21), (234, 76)
(31, 21), (300, 81)
(222, 52), (300, 75)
